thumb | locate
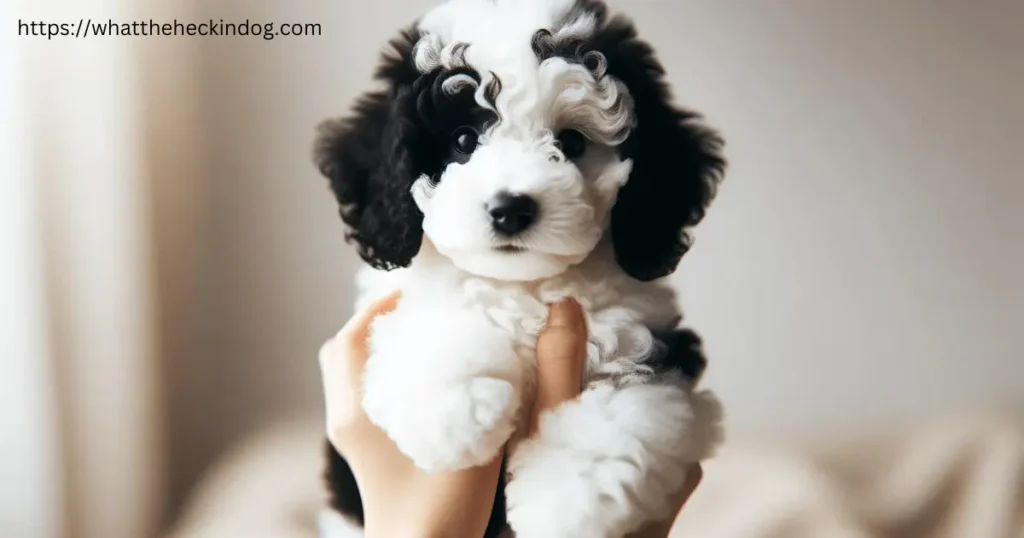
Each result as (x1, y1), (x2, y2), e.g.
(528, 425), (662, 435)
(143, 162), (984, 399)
(338, 290), (402, 362)
(530, 299), (587, 436)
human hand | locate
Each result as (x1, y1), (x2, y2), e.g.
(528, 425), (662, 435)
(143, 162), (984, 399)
(319, 292), (596, 538)
(625, 466), (703, 538)
(517, 299), (703, 538)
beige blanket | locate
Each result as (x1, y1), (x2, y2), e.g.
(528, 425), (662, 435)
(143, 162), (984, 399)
(166, 412), (1024, 538)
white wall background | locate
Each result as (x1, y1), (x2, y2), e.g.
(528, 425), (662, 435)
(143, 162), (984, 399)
(665, 0), (1023, 438)
(1, 1), (63, 535)
(5, 1), (169, 537)
(176, 0), (1023, 514)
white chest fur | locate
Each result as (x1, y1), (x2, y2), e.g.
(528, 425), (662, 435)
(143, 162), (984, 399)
(355, 242), (683, 382)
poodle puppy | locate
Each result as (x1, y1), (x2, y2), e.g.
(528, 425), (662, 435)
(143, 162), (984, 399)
(313, 1), (726, 536)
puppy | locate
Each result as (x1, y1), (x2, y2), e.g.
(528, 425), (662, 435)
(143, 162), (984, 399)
(313, 1), (726, 536)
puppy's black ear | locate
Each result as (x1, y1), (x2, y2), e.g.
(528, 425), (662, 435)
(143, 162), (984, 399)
(313, 28), (426, 271)
(596, 16), (726, 282)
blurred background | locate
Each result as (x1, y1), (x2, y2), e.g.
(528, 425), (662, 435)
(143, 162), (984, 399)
(3, 0), (1022, 537)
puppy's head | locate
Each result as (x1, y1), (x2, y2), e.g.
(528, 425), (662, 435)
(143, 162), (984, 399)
(315, 0), (725, 282)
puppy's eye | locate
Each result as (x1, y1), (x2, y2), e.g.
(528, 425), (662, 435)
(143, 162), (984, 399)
(555, 129), (587, 160)
(452, 126), (479, 154)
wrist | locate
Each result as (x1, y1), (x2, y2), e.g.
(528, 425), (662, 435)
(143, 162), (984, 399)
(355, 457), (501, 538)
(361, 494), (489, 538)
(362, 517), (464, 538)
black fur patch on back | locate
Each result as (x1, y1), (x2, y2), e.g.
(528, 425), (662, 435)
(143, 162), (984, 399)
(646, 327), (708, 382)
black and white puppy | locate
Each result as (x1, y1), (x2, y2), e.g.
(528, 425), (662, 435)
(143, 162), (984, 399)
(314, 0), (726, 536)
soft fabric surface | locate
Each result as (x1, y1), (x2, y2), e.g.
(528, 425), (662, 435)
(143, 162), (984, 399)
(165, 412), (1024, 538)
(673, 411), (1024, 538)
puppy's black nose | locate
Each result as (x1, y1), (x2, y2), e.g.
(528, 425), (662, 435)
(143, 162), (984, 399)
(487, 192), (538, 235)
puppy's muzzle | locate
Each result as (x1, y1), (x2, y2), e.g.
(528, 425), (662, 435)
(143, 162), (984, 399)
(487, 192), (538, 236)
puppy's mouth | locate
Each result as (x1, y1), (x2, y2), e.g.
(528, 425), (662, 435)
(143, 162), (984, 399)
(494, 245), (526, 254)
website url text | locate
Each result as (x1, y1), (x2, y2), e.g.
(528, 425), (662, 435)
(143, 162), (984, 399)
(18, 19), (322, 40)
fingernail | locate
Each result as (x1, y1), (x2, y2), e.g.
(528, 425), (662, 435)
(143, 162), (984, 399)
(548, 299), (583, 327)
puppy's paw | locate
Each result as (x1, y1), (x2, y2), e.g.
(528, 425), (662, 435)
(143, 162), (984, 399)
(425, 376), (518, 471)
(361, 300), (524, 471)
(506, 382), (715, 538)
(506, 469), (621, 538)
(365, 376), (519, 472)
(505, 418), (638, 538)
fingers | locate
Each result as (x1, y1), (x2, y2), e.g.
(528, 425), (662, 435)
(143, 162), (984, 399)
(322, 290), (401, 387)
(530, 299), (587, 435)
(626, 464), (703, 538)
(660, 464), (703, 536)
(320, 335), (358, 447)
(321, 290), (401, 446)
(339, 291), (402, 356)
(681, 464), (703, 501)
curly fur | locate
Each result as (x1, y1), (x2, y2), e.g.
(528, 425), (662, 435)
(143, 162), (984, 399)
(312, 1), (727, 536)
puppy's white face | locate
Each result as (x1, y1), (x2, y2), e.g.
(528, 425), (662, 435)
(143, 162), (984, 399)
(408, 0), (636, 281)
(314, 0), (725, 283)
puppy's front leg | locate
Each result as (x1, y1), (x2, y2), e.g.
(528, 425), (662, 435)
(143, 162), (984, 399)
(505, 380), (722, 538)
(362, 303), (522, 472)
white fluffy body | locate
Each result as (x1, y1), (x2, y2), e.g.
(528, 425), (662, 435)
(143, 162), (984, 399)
(352, 244), (722, 538)
(326, 1), (724, 536)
